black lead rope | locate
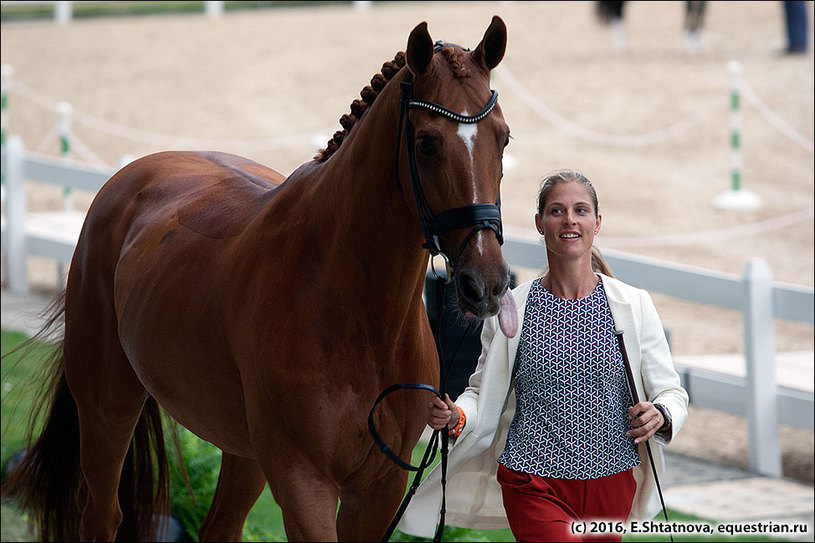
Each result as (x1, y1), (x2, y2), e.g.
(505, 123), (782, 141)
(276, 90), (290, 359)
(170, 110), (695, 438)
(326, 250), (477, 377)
(614, 330), (674, 543)
(370, 275), (474, 542)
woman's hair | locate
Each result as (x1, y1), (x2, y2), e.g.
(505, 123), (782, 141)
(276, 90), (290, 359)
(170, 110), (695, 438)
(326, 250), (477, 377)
(536, 169), (599, 219)
(591, 245), (614, 276)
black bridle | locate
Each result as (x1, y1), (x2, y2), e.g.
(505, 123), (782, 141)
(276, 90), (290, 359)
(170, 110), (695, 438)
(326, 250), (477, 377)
(393, 42), (504, 280)
(369, 42), (505, 542)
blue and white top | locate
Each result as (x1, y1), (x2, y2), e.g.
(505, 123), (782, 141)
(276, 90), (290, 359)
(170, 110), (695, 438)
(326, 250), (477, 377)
(497, 276), (641, 480)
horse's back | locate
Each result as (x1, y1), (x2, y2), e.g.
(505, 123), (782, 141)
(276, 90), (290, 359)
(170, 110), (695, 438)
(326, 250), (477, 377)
(103, 150), (284, 235)
(76, 150), (285, 268)
(73, 149), (287, 318)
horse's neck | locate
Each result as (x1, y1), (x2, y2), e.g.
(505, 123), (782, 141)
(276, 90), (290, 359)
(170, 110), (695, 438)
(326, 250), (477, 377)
(256, 105), (429, 312)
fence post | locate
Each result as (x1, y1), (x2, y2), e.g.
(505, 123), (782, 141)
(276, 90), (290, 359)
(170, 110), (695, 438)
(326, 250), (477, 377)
(714, 60), (761, 211)
(5, 135), (29, 295)
(742, 257), (781, 476)
(205, 1), (224, 18)
(57, 101), (73, 211)
(55, 1), (73, 25)
(1, 64), (10, 149)
(1, 64), (11, 196)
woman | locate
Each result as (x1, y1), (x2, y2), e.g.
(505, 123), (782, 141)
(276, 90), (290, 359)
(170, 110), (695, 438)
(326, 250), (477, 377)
(399, 169), (688, 542)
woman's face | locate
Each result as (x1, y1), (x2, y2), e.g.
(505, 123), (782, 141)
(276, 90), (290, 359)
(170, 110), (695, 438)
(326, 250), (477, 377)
(535, 181), (601, 261)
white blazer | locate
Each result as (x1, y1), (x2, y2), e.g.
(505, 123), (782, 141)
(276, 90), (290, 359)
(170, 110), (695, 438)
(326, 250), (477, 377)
(399, 274), (689, 538)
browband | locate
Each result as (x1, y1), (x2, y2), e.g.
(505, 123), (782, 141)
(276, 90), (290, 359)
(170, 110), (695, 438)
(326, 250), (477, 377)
(408, 91), (499, 124)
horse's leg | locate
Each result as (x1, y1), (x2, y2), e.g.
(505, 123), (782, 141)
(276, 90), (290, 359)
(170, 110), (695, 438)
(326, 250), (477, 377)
(70, 365), (148, 540)
(264, 459), (341, 541)
(198, 453), (266, 542)
(62, 281), (152, 540)
(336, 466), (409, 542)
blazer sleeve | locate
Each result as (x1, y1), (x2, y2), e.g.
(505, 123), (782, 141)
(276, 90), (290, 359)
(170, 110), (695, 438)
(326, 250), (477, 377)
(637, 289), (689, 445)
(453, 314), (499, 441)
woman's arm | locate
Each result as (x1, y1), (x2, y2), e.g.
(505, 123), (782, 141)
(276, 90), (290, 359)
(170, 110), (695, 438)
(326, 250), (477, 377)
(637, 290), (689, 445)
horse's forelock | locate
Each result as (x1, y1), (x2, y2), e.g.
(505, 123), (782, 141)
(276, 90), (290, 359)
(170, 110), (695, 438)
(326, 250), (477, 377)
(439, 46), (471, 79)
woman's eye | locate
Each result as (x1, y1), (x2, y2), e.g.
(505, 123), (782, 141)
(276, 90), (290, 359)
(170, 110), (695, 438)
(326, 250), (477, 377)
(418, 137), (437, 157)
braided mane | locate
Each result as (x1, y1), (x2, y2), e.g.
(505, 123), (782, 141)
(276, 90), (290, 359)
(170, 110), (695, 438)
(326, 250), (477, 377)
(314, 52), (406, 162)
(314, 46), (473, 162)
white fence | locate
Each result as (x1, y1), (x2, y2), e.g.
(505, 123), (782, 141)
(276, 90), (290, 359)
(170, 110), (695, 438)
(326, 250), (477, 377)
(1, 136), (113, 290)
(0, 1), (374, 23)
(1, 135), (813, 477)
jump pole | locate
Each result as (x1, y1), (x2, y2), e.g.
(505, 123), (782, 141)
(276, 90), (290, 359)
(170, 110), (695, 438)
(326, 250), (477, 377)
(713, 60), (761, 211)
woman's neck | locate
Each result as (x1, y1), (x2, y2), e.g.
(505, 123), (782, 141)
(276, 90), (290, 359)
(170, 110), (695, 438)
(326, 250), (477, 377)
(541, 257), (599, 300)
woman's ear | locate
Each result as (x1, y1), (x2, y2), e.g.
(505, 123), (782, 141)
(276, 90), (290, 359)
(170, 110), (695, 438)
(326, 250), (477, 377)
(535, 213), (544, 234)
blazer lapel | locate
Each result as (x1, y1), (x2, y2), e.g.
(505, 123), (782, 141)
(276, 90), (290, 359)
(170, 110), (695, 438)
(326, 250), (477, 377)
(600, 274), (645, 400)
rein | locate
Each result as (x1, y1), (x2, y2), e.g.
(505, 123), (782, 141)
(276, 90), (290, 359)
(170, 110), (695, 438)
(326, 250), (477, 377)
(369, 42), (504, 541)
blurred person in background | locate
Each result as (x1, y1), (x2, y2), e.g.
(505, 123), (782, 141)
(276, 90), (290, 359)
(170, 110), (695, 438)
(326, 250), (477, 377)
(782, 1), (809, 54)
(595, 1), (707, 54)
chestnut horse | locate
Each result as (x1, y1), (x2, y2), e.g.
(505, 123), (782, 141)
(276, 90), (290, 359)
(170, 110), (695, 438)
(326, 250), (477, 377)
(2, 16), (518, 542)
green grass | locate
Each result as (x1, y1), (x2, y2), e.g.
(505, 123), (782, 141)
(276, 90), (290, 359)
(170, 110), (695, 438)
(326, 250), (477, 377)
(1, 329), (58, 474)
(1, 329), (802, 542)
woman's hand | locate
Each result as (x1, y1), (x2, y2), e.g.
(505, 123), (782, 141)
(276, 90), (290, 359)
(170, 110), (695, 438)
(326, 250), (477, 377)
(427, 393), (460, 430)
(626, 402), (664, 444)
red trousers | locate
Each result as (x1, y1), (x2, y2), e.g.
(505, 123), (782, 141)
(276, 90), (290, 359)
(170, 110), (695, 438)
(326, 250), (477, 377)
(497, 464), (636, 543)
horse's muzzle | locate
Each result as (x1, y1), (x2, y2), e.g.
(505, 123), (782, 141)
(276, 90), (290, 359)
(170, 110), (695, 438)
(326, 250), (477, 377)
(455, 264), (518, 337)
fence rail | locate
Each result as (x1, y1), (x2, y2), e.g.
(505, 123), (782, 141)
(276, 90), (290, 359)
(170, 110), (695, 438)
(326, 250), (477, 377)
(1, 136), (813, 477)
(1, 136), (113, 289)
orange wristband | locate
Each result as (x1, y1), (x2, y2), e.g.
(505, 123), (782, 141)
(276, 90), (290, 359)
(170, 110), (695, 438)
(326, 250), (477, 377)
(448, 409), (466, 437)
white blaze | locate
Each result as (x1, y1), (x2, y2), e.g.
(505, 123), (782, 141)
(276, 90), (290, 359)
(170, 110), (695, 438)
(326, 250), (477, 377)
(457, 112), (483, 254)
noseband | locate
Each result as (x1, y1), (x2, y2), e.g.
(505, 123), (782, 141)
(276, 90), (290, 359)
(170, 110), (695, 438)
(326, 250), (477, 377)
(394, 42), (504, 281)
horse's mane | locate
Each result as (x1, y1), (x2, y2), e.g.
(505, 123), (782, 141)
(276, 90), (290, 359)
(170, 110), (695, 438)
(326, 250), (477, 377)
(314, 46), (472, 162)
(314, 52), (405, 162)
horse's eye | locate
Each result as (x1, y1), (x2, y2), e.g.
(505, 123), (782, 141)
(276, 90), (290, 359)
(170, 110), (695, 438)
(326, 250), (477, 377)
(503, 133), (510, 148)
(417, 137), (437, 157)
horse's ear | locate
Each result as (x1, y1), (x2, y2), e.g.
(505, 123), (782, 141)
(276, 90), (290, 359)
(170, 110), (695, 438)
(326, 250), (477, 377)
(472, 15), (507, 72)
(406, 21), (434, 77)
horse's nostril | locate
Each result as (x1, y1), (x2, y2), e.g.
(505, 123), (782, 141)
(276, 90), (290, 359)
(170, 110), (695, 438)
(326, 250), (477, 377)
(457, 269), (486, 303)
(493, 268), (511, 297)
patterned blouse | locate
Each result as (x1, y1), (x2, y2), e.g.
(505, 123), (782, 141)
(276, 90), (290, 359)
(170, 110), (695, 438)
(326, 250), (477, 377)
(497, 276), (641, 480)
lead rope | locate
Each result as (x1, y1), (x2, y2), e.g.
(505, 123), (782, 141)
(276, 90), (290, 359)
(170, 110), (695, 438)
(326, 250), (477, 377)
(372, 275), (474, 542)
(614, 330), (674, 543)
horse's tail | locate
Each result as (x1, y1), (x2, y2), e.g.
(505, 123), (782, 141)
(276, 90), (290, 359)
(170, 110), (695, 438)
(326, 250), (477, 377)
(117, 395), (171, 541)
(1, 293), (171, 542)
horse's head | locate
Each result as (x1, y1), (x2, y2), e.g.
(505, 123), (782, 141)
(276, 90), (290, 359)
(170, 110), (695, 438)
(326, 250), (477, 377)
(400, 16), (518, 337)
